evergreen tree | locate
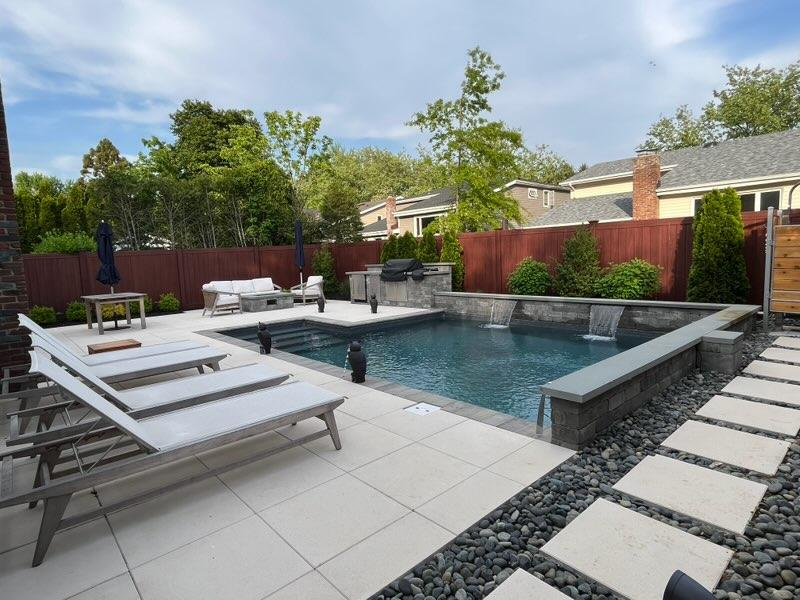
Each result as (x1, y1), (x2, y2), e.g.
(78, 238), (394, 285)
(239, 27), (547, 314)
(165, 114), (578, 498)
(396, 231), (418, 258)
(380, 234), (399, 262)
(440, 231), (465, 291)
(553, 227), (602, 297)
(417, 229), (439, 262)
(687, 188), (749, 303)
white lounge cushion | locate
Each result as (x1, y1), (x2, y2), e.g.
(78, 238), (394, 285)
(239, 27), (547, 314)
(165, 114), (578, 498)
(232, 280), (256, 294)
(206, 280), (233, 293)
(216, 293), (239, 306)
(252, 277), (277, 293)
(307, 275), (323, 287)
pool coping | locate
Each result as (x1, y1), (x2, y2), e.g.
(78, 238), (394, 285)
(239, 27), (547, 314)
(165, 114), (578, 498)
(200, 317), (552, 442)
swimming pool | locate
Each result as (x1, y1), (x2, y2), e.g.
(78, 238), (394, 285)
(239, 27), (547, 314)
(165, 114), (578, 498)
(223, 317), (654, 425)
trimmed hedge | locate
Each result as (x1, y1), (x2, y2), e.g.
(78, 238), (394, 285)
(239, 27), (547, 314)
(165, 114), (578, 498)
(595, 258), (661, 300)
(30, 305), (57, 326)
(65, 301), (86, 322)
(32, 231), (96, 254)
(507, 258), (552, 296)
(157, 292), (181, 312)
(554, 227), (602, 297)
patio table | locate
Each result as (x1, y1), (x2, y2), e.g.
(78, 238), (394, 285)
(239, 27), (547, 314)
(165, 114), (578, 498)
(81, 292), (147, 335)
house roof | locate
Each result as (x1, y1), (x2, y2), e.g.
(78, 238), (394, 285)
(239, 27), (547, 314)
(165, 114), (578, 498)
(562, 129), (800, 190)
(361, 219), (388, 235)
(500, 179), (571, 192)
(395, 188), (456, 214)
(531, 193), (632, 227)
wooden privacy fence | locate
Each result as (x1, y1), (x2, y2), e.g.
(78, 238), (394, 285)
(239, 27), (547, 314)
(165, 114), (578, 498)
(769, 223), (800, 314)
(22, 211), (777, 312)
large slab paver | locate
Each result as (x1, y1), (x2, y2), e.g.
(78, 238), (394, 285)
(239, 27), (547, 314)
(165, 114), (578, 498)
(335, 389), (415, 420)
(304, 421), (411, 471)
(541, 499), (733, 600)
(369, 406), (465, 441)
(69, 574), (141, 600)
(352, 443), (479, 508)
(417, 470), (524, 534)
(774, 336), (800, 349)
(319, 513), (452, 600)
(132, 516), (310, 600)
(744, 360), (800, 383)
(487, 568), (571, 600)
(722, 376), (800, 407)
(697, 395), (800, 436)
(761, 346), (800, 365)
(421, 419), (530, 468)
(260, 474), (408, 566)
(266, 571), (345, 600)
(488, 439), (575, 485)
(612, 455), (766, 533)
(661, 420), (790, 475)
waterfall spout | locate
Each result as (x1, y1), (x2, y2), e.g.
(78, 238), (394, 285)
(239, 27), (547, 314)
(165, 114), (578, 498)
(482, 299), (517, 329)
(585, 305), (625, 340)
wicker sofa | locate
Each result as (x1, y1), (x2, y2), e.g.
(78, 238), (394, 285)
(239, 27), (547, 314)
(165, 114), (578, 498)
(201, 278), (282, 317)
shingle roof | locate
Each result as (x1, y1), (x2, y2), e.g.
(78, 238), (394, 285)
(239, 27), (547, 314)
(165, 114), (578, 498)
(396, 188), (456, 213)
(361, 219), (388, 235)
(532, 193), (633, 227)
(562, 129), (800, 189)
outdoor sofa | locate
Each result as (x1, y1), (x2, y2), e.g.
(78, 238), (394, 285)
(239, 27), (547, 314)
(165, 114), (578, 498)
(201, 277), (282, 317)
(0, 349), (344, 567)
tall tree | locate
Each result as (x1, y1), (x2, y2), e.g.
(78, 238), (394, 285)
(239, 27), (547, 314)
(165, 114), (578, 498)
(81, 138), (129, 180)
(516, 145), (575, 185)
(318, 179), (363, 243)
(408, 46), (524, 231)
(641, 105), (717, 151)
(13, 172), (64, 251)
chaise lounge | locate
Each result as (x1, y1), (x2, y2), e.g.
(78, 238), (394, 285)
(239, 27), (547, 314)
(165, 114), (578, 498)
(0, 349), (344, 567)
(291, 275), (324, 303)
(201, 277), (282, 316)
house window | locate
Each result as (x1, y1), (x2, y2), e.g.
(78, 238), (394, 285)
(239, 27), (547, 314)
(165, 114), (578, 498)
(760, 190), (780, 210)
(543, 190), (554, 208)
(739, 190), (781, 212)
(740, 194), (756, 212)
(415, 216), (438, 235)
(693, 198), (704, 214)
(527, 188), (538, 200)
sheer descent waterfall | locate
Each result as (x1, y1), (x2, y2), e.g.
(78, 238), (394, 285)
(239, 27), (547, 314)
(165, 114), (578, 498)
(484, 299), (517, 328)
(586, 305), (625, 339)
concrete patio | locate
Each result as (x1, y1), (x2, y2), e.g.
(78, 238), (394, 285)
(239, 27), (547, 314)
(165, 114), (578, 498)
(0, 301), (575, 600)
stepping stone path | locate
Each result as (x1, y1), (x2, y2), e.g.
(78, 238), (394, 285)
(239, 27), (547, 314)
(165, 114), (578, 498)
(538, 336), (797, 600)
(696, 394), (800, 436)
(541, 499), (733, 600)
(612, 454), (766, 534)
(721, 376), (800, 407)
(487, 568), (571, 600)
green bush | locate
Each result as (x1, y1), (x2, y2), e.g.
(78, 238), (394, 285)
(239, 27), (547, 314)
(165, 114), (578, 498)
(157, 292), (181, 312)
(380, 234), (399, 262)
(30, 305), (57, 326)
(101, 303), (125, 320)
(32, 231), (96, 254)
(507, 258), (552, 296)
(416, 229), (439, 262)
(312, 245), (340, 296)
(129, 295), (153, 316)
(396, 231), (418, 259)
(65, 301), (86, 322)
(440, 231), (465, 291)
(595, 259), (662, 300)
(554, 227), (602, 297)
(687, 188), (750, 303)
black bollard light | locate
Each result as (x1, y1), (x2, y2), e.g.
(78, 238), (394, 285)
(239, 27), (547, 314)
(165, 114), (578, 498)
(347, 341), (367, 383)
(663, 570), (715, 600)
(317, 296), (325, 313)
(369, 294), (378, 314)
(257, 322), (272, 354)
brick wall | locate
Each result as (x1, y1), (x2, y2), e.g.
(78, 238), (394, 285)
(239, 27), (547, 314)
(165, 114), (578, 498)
(0, 81), (29, 368)
(632, 152), (660, 220)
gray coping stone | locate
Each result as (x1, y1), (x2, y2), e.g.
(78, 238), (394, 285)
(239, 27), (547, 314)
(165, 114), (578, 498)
(701, 330), (743, 344)
(661, 420), (791, 475)
(540, 305), (759, 403)
(541, 498), (733, 600)
(696, 394), (800, 436)
(721, 376), (800, 407)
(612, 454), (767, 534)
(744, 359), (800, 383)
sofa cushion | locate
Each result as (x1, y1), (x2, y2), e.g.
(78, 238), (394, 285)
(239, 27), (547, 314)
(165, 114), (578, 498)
(216, 293), (240, 306)
(252, 277), (276, 293)
(306, 275), (323, 287)
(232, 280), (256, 294)
(206, 281), (233, 293)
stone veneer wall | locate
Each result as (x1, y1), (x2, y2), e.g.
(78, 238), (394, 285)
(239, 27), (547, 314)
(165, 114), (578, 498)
(0, 81), (28, 368)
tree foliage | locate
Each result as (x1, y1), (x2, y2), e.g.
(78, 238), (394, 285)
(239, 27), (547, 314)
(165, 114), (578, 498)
(417, 229), (439, 262)
(380, 234), (399, 262)
(507, 258), (552, 296)
(641, 105), (717, 151)
(396, 231), (419, 259)
(516, 145), (575, 185)
(687, 188), (749, 303)
(554, 227), (602, 297)
(440, 231), (465, 291)
(595, 259), (661, 300)
(312, 244), (340, 296)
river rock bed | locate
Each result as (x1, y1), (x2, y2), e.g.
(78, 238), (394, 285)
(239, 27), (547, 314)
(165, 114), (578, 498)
(370, 328), (799, 600)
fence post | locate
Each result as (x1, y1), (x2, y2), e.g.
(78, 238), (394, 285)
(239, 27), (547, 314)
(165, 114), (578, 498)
(763, 207), (775, 332)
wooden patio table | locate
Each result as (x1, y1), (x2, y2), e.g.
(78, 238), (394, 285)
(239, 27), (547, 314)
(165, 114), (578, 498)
(81, 292), (147, 335)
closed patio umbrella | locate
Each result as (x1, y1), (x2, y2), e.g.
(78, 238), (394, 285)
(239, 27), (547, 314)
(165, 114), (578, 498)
(95, 220), (124, 329)
(294, 219), (305, 302)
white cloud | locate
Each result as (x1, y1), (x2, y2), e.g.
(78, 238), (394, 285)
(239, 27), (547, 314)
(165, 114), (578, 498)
(76, 101), (174, 125)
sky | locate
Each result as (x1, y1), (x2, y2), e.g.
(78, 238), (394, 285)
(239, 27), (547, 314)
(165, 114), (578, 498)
(1, 0), (799, 180)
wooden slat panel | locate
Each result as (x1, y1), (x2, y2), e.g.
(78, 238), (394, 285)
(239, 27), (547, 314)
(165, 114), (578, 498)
(770, 301), (800, 314)
(773, 258), (800, 270)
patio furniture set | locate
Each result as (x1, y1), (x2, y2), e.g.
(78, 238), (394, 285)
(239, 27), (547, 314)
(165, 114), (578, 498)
(201, 275), (324, 317)
(0, 314), (345, 567)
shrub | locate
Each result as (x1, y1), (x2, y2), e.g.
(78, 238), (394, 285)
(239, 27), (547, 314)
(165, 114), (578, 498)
(101, 303), (125, 320)
(380, 234), (399, 262)
(65, 301), (86, 322)
(312, 245), (340, 296)
(440, 231), (465, 291)
(396, 231), (418, 259)
(687, 188), (750, 303)
(507, 258), (552, 296)
(29, 305), (57, 326)
(158, 292), (181, 312)
(416, 229), (439, 262)
(129, 295), (153, 316)
(554, 227), (602, 297)
(32, 231), (96, 254)
(595, 259), (662, 300)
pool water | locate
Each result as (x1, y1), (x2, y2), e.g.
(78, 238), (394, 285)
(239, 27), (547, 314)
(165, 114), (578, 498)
(252, 318), (652, 424)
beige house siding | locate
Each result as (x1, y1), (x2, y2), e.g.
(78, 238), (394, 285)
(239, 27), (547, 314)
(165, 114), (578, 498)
(360, 204), (385, 226)
(658, 179), (800, 218)
(570, 178), (633, 198)
(395, 216), (415, 235)
(505, 185), (570, 225)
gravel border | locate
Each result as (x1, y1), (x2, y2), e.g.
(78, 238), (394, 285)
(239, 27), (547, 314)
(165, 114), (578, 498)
(370, 325), (799, 600)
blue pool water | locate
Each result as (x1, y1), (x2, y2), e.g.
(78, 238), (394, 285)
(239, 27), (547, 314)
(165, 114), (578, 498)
(240, 318), (653, 424)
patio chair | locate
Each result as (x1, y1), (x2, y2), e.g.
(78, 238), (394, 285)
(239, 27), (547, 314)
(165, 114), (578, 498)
(202, 278), (282, 317)
(5, 341), (292, 442)
(291, 275), (324, 303)
(0, 349), (344, 567)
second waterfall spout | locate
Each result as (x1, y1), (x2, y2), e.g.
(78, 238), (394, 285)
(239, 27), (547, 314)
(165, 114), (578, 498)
(584, 305), (625, 340)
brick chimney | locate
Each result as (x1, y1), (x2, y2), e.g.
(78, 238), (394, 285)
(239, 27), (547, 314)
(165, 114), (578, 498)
(632, 149), (660, 220)
(0, 81), (29, 368)
(385, 196), (397, 231)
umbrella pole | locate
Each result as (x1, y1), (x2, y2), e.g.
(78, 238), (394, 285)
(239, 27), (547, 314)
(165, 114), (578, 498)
(300, 270), (305, 304)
